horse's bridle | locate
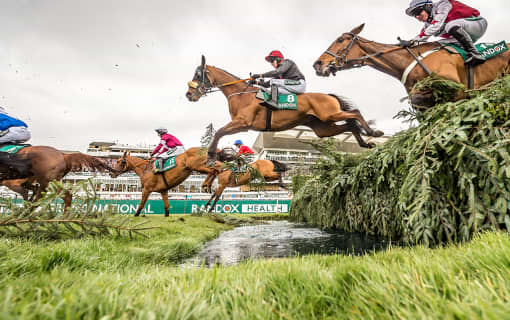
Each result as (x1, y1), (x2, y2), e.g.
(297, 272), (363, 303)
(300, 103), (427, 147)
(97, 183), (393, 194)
(188, 65), (253, 100)
(323, 32), (404, 71)
(188, 66), (215, 99)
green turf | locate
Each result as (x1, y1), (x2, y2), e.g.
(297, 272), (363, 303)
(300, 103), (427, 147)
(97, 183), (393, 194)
(0, 215), (508, 319)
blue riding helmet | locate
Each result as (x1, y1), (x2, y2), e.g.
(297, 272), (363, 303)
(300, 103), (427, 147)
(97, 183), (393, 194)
(234, 139), (243, 145)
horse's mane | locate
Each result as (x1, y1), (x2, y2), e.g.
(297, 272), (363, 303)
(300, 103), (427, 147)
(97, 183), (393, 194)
(63, 153), (112, 173)
(210, 66), (240, 81)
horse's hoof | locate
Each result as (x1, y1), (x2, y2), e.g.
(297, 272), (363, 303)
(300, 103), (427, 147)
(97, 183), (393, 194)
(373, 130), (384, 137)
(368, 142), (376, 148)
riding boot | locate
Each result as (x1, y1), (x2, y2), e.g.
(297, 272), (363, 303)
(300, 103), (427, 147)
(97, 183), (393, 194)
(449, 26), (486, 66)
(265, 84), (279, 108)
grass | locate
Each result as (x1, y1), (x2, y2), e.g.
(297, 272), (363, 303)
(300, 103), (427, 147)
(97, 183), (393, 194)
(0, 215), (509, 319)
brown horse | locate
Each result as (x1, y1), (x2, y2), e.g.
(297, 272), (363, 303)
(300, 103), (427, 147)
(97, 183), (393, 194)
(0, 179), (35, 201)
(109, 147), (222, 217)
(203, 159), (289, 213)
(313, 24), (510, 106)
(185, 56), (383, 164)
(0, 147), (112, 209)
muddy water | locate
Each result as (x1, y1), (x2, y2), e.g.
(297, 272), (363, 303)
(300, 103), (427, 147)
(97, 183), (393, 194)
(186, 221), (390, 267)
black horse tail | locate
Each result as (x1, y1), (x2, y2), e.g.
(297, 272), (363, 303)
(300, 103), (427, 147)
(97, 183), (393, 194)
(0, 151), (32, 180)
(328, 94), (370, 135)
(270, 160), (289, 173)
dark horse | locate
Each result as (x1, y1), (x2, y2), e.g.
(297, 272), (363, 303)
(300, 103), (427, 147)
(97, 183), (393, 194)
(0, 146), (112, 209)
(186, 56), (383, 164)
(0, 151), (33, 180)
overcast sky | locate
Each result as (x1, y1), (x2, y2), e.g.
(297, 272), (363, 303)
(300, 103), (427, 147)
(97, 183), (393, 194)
(0, 0), (507, 151)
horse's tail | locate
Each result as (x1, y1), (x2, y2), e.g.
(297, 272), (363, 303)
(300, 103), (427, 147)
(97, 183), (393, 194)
(270, 160), (289, 173)
(63, 153), (112, 173)
(0, 151), (32, 180)
(328, 94), (370, 135)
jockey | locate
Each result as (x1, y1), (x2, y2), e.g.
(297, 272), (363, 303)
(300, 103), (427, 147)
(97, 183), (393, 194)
(233, 139), (254, 171)
(0, 107), (31, 145)
(404, 0), (487, 65)
(151, 127), (185, 168)
(251, 50), (306, 108)
(234, 139), (254, 157)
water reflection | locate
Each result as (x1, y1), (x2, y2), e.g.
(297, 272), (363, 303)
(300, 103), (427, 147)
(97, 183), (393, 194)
(186, 221), (390, 267)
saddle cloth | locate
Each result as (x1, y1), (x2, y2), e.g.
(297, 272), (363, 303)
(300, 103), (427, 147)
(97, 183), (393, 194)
(0, 144), (30, 154)
(153, 156), (177, 173)
(443, 41), (508, 61)
(255, 90), (298, 110)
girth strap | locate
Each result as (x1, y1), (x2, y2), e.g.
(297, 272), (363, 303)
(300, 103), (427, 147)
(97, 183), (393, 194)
(265, 108), (272, 131)
(467, 65), (474, 89)
(160, 172), (170, 189)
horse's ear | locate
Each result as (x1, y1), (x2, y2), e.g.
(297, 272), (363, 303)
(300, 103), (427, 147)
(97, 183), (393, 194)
(122, 151), (127, 157)
(201, 55), (206, 67)
(350, 23), (365, 35)
(127, 151), (131, 156)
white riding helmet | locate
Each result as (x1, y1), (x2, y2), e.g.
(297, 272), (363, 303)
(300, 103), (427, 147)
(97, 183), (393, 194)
(406, 0), (433, 16)
(155, 127), (168, 134)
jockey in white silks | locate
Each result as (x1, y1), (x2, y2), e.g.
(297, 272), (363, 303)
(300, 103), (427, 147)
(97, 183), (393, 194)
(404, 0), (487, 65)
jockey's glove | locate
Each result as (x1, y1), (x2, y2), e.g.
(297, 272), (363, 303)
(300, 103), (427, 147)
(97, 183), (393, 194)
(251, 73), (261, 79)
(399, 39), (415, 48)
(257, 80), (270, 88)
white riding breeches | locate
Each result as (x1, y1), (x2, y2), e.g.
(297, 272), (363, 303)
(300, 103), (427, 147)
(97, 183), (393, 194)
(157, 146), (185, 159)
(0, 126), (31, 144)
(269, 79), (306, 94)
(441, 17), (488, 43)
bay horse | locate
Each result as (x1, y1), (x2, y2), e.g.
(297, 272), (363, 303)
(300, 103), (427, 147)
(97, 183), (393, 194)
(185, 56), (383, 165)
(109, 147), (222, 217)
(0, 147), (112, 209)
(203, 158), (289, 213)
(313, 24), (510, 106)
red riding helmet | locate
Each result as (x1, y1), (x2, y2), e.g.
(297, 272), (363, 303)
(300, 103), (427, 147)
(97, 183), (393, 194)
(265, 50), (284, 62)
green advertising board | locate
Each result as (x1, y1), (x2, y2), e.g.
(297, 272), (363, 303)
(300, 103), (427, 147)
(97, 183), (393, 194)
(5, 198), (292, 215)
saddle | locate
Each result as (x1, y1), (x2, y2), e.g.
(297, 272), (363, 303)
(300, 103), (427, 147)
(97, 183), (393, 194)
(0, 143), (31, 154)
(442, 41), (508, 62)
(153, 156), (177, 173)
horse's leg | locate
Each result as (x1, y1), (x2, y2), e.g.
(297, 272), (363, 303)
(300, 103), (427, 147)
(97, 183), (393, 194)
(201, 173), (214, 193)
(347, 120), (376, 148)
(161, 190), (169, 217)
(308, 120), (350, 138)
(278, 174), (287, 190)
(63, 190), (72, 213)
(207, 120), (249, 165)
(325, 110), (383, 138)
(135, 189), (151, 217)
(208, 184), (226, 213)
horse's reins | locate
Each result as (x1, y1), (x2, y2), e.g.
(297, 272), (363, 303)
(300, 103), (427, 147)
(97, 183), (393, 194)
(188, 66), (255, 99)
(323, 33), (432, 76)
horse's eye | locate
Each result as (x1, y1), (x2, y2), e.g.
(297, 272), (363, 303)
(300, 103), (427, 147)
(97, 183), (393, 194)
(337, 38), (344, 43)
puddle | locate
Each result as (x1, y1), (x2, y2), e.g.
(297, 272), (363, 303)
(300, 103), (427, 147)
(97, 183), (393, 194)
(185, 220), (391, 267)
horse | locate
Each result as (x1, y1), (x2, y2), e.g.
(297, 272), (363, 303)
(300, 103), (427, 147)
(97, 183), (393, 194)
(0, 179), (35, 201)
(313, 24), (510, 107)
(109, 147), (222, 217)
(185, 55), (383, 165)
(0, 151), (33, 180)
(0, 147), (112, 209)
(203, 157), (289, 213)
